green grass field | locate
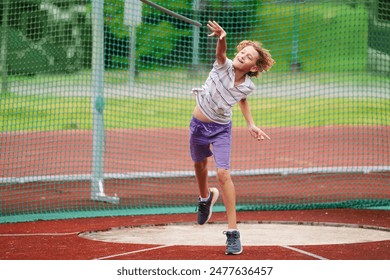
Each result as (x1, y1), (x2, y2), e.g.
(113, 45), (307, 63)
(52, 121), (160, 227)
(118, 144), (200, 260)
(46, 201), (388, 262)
(1, 93), (389, 132)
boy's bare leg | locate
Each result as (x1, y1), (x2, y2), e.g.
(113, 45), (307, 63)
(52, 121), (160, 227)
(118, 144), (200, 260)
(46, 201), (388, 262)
(217, 168), (237, 229)
(194, 158), (209, 198)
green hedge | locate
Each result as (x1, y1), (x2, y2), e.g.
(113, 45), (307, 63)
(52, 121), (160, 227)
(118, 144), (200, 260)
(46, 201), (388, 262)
(253, 3), (369, 72)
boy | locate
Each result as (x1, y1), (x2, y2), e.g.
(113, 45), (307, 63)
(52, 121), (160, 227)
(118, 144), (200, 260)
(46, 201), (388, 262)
(190, 21), (275, 255)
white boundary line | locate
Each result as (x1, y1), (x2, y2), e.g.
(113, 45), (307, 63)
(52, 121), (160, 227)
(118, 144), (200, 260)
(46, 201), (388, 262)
(95, 245), (173, 260)
(1, 166), (389, 184)
(0, 232), (79, 237)
(280, 245), (329, 260)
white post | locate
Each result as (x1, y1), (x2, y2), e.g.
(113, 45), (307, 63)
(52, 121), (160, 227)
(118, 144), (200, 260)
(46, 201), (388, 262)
(128, 26), (137, 86)
(124, 0), (143, 87)
(192, 0), (201, 71)
(91, 0), (119, 204)
(291, 0), (301, 72)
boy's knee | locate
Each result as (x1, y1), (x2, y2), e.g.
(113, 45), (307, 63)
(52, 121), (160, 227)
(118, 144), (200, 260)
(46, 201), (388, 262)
(217, 169), (231, 185)
(194, 159), (207, 171)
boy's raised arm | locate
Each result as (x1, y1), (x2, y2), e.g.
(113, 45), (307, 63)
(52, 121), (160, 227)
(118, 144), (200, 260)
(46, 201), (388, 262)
(207, 21), (227, 65)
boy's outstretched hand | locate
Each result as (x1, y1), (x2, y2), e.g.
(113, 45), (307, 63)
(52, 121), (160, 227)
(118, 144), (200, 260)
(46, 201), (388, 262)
(207, 21), (226, 40)
(248, 125), (271, 141)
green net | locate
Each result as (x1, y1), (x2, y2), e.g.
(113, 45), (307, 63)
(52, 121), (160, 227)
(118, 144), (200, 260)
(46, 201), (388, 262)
(1, 0), (389, 223)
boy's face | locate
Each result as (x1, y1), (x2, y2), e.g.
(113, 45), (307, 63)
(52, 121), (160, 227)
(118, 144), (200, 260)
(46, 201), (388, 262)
(233, 46), (259, 74)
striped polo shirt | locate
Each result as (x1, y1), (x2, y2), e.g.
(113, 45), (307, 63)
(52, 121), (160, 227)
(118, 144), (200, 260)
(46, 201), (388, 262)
(192, 59), (255, 124)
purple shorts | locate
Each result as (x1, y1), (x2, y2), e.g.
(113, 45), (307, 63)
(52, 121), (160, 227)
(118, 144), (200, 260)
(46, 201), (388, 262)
(189, 117), (232, 169)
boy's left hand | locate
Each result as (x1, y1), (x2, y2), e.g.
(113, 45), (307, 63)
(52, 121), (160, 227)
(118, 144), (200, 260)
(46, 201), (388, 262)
(248, 125), (271, 141)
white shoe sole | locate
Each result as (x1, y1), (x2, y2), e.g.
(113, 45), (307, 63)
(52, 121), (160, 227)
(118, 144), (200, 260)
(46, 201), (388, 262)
(205, 187), (219, 223)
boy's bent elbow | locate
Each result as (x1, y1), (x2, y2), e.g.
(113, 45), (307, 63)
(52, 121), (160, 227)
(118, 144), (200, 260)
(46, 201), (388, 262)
(239, 99), (248, 105)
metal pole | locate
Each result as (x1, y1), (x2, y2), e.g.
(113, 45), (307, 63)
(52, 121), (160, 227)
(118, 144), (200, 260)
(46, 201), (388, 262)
(192, 0), (201, 70)
(1, 0), (9, 94)
(291, 0), (301, 72)
(91, 0), (119, 204)
(128, 26), (136, 87)
(125, 0), (142, 87)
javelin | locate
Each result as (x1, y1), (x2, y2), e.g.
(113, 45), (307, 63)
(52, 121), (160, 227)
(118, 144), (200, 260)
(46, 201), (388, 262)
(140, 0), (202, 27)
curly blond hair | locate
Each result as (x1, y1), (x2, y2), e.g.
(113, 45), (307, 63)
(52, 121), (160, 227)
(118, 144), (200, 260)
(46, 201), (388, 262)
(236, 40), (275, 77)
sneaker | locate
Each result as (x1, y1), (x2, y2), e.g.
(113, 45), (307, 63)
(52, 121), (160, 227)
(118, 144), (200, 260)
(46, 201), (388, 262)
(224, 230), (243, 255)
(197, 187), (219, 225)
